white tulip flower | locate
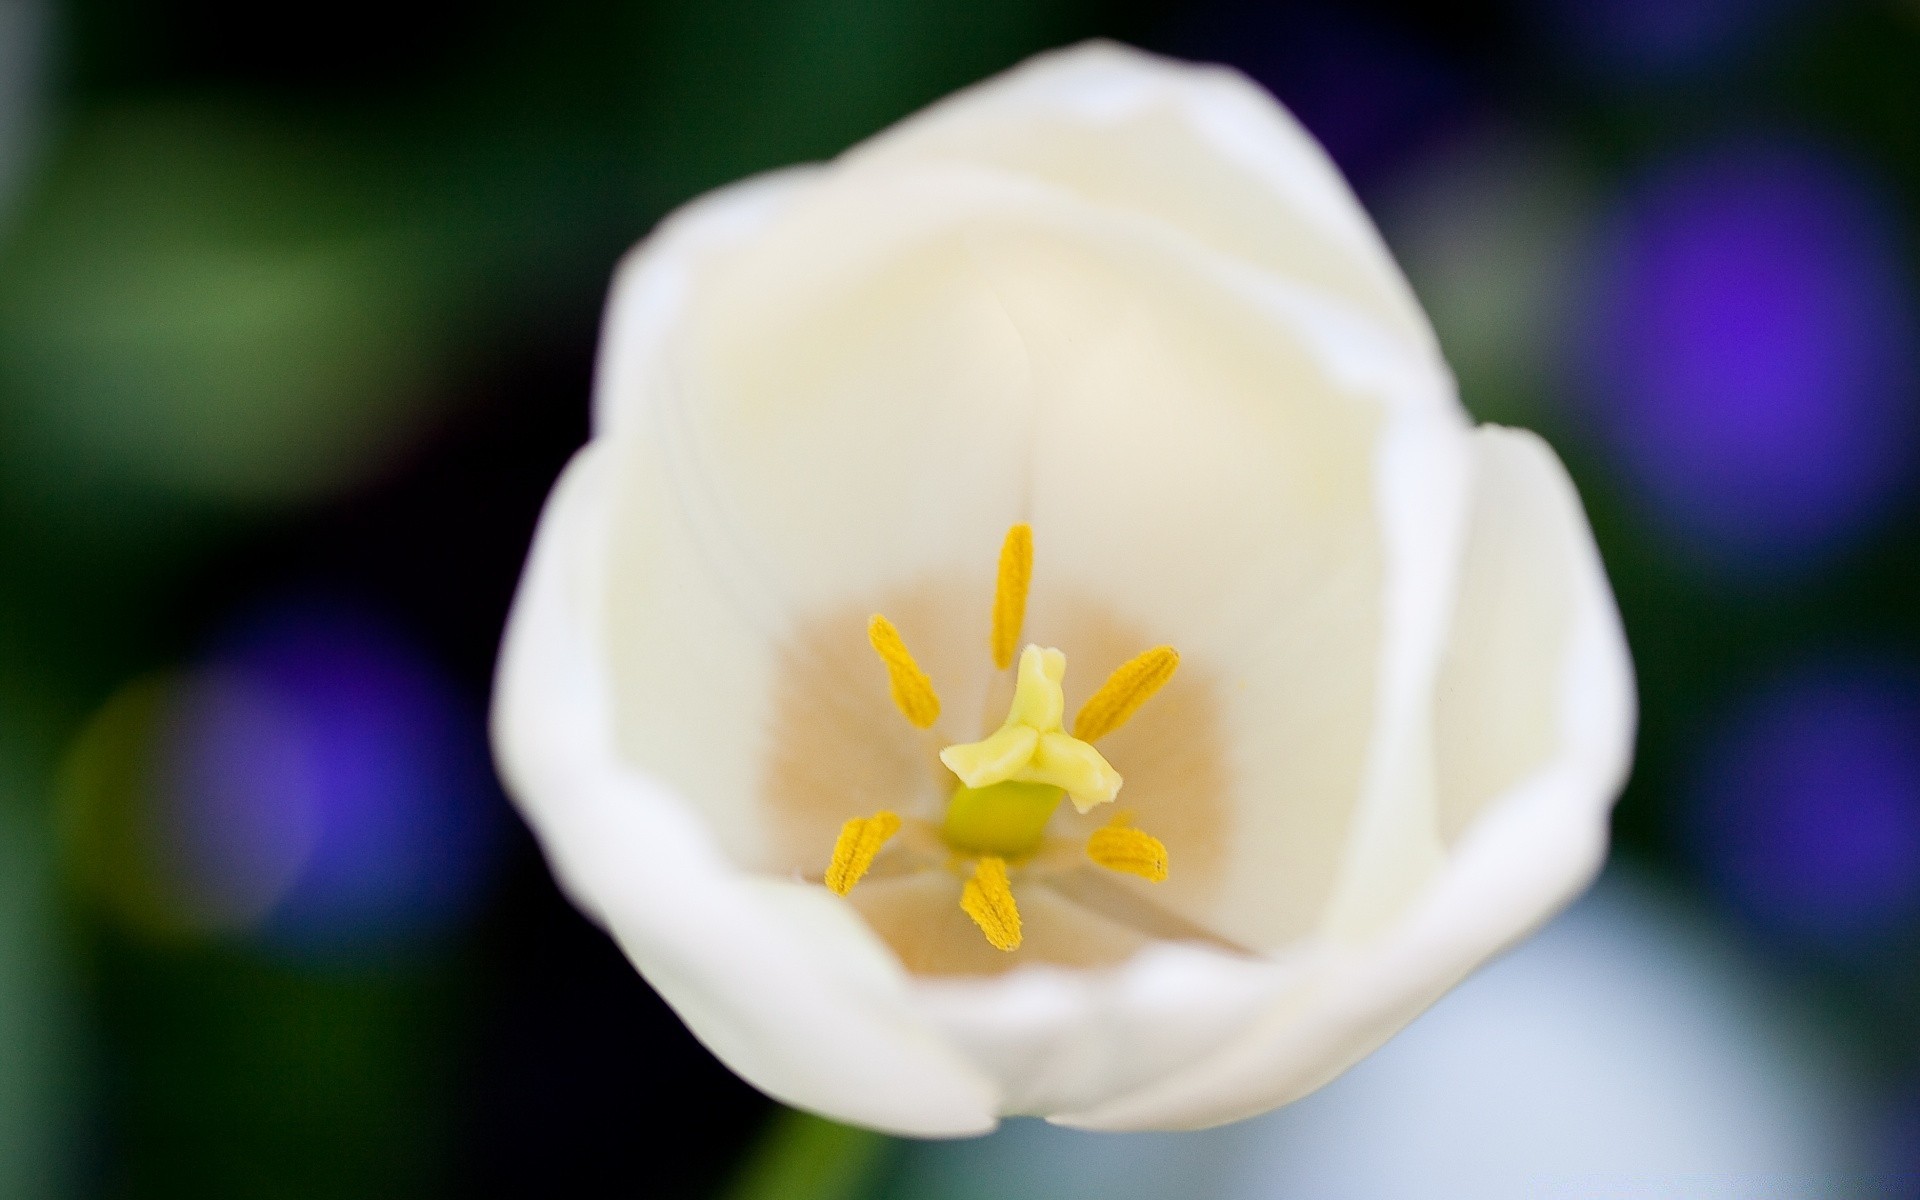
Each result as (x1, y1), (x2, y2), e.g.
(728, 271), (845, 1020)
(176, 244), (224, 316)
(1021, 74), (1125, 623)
(491, 40), (1636, 1137)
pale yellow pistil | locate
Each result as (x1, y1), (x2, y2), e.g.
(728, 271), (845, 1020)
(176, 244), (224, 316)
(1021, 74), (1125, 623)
(941, 644), (1121, 816)
(823, 523), (1179, 953)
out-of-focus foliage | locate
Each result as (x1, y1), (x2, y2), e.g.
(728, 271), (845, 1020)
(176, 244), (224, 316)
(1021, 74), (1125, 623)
(0, 106), (458, 504)
(0, 775), (80, 1200)
(725, 1110), (899, 1200)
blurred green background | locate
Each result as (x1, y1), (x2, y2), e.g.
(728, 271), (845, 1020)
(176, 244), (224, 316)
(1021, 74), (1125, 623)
(3, 0), (1920, 1196)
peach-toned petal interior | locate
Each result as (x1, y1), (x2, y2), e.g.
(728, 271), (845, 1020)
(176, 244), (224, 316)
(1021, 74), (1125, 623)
(762, 580), (990, 878)
(848, 871), (1152, 976)
(1036, 604), (1231, 919)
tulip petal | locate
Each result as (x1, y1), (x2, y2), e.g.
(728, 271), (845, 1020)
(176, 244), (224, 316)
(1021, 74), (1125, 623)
(913, 939), (1310, 1119)
(1045, 427), (1633, 1131)
(850, 873), (1153, 976)
(593, 41), (1460, 745)
(493, 443), (1001, 1136)
(593, 167), (821, 439)
(1433, 428), (1636, 846)
(852, 41), (1440, 362)
(909, 197), (1472, 952)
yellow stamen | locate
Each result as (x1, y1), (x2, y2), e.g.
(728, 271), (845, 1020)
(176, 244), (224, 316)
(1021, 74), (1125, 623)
(824, 811), (902, 895)
(959, 856), (1022, 951)
(990, 523), (1033, 671)
(1072, 646), (1179, 742)
(1086, 821), (1169, 882)
(867, 615), (941, 728)
(940, 645), (1121, 813)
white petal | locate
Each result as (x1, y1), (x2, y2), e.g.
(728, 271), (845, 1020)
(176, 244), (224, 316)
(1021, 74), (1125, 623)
(596, 163), (1063, 731)
(851, 41), (1439, 360)
(491, 442), (1000, 1137)
(1315, 394), (1473, 942)
(913, 940), (1313, 1119)
(590, 40), (1459, 730)
(1049, 427), (1634, 1131)
(1433, 427), (1636, 843)
(938, 192), (1472, 952)
(591, 166), (823, 439)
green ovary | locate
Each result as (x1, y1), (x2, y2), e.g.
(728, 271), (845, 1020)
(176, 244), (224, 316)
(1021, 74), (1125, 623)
(941, 780), (1065, 859)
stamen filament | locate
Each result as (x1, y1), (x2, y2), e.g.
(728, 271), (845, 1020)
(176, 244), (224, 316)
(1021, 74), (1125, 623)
(824, 811), (902, 895)
(959, 856), (1022, 951)
(989, 523), (1033, 671)
(867, 615), (941, 728)
(1073, 646), (1179, 742)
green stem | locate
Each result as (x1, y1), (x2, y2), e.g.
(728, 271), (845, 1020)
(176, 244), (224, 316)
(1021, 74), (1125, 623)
(721, 1107), (894, 1200)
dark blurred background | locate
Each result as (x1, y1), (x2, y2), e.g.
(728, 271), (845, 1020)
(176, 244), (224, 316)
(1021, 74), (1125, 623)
(2, 0), (1919, 1196)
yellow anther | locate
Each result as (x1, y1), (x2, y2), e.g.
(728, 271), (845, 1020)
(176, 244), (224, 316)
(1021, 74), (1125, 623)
(1073, 646), (1179, 742)
(959, 856), (1022, 951)
(940, 645), (1121, 814)
(824, 811), (902, 895)
(990, 523), (1033, 671)
(1086, 822), (1169, 882)
(867, 615), (941, 728)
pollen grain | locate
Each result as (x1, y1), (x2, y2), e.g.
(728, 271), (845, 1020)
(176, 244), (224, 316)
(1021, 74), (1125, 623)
(1073, 646), (1179, 742)
(867, 615), (941, 728)
(959, 856), (1022, 951)
(824, 811), (902, 895)
(989, 523), (1033, 671)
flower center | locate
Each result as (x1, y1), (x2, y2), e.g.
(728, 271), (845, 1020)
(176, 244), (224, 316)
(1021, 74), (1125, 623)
(940, 644), (1119, 852)
(822, 524), (1178, 953)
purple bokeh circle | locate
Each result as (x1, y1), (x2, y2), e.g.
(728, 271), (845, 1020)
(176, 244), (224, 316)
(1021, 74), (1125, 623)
(1572, 140), (1916, 573)
(160, 600), (503, 954)
(1686, 663), (1920, 950)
